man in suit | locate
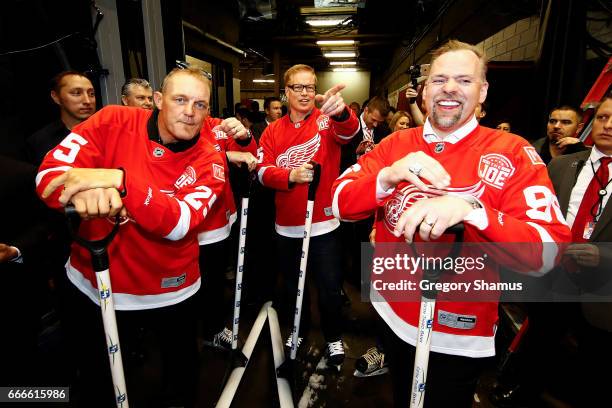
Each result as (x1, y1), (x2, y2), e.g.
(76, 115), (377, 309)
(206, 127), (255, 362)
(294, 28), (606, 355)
(533, 105), (587, 165)
(338, 96), (392, 291)
(547, 93), (612, 407)
(340, 96), (391, 172)
(251, 96), (283, 142)
(26, 71), (96, 166)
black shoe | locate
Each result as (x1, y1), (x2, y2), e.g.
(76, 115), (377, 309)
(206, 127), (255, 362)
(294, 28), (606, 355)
(202, 327), (233, 351)
(489, 382), (529, 408)
(326, 340), (345, 368)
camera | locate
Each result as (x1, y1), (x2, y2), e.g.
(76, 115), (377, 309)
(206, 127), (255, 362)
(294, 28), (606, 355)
(408, 64), (430, 87)
(407, 64), (430, 103)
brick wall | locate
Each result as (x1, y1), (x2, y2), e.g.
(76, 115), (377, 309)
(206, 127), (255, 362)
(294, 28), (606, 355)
(476, 16), (540, 62)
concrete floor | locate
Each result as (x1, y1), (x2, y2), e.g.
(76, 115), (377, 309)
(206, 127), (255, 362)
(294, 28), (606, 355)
(194, 281), (394, 408)
(188, 278), (580, 408)
(32, 274), (581, 407)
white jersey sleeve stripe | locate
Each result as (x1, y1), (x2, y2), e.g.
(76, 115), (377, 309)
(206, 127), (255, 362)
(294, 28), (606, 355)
(375, 170), (396, 202)
(165, 199), (191, 241)
(332, 179), (352, 219)
(525, 221), (558, 277)
(257, 166), (271, 184)
(463, 208), (488, 230)
(35, 166), (72, 187)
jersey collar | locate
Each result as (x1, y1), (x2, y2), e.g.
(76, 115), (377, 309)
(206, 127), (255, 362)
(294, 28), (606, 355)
(147, 109), (200, 153)
(422, 115), (478, 144)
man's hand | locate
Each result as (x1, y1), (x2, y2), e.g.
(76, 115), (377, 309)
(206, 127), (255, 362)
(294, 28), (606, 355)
(378, 151), (451, 192)
(315, 84), (346, 117)
(356, 140), (376, 156)
(289, 162), (314, 184)
(0, 243), (18, 263)
(70, 188), (126, 219)
(565, 243), (600, 268)
(394, 196), (472, 243)
(405, 87), (419, 101)
(219, 117), (249, 140)
(226, 151), (258, 171)
(42, 168), (124, 205)
(556, 137), (581, 150)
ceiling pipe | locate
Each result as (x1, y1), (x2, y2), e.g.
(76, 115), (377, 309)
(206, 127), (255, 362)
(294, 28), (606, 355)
(182, 21), (247, 57)
(270, 33), (401, 41)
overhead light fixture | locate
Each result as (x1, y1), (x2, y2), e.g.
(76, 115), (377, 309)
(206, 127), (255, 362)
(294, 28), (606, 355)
(329, 61), (357, 66)
(316, 40), (355, 46)
(300, 6), (358, 15)
(324, 51), (356, 58)
(333, 67), (357, 72)
(253, 79), (275, 83)
(306, 15), (352, 27)
(306, 18), (345, 27)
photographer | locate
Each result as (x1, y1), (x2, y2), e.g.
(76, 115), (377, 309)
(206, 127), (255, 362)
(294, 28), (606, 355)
(405, 64), (429, 126)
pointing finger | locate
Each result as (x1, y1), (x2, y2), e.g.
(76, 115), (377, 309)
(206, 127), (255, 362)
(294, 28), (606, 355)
(325, 84), (346, 97)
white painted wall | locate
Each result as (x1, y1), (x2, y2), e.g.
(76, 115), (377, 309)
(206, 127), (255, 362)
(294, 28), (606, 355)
(317, 71), (371, 107)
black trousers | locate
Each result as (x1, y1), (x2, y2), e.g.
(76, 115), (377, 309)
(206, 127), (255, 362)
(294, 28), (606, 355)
(198, 238), (231, 337)
(277, 229), (343, 342)
(0, 263), (41, 386)
(243, 183), (278, 305)
(382, 322), (492, 408)
(578, 320), (612, 408)
(59, 276), (199, 407)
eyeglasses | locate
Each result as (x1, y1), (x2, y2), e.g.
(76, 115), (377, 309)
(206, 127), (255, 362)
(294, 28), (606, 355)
(175, 60), (213, 80)
(287, 84), (316, 93)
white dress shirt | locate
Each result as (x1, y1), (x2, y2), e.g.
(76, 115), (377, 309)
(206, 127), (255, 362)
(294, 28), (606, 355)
(566, 146), (612, 229)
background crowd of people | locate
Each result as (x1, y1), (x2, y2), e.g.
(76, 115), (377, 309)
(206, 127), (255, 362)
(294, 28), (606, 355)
(0, 37), (610, 408)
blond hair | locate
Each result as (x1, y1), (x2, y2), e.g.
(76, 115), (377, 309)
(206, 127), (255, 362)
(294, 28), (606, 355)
(430, 39), (488, 81)
(389, 110), (413, 131)
(160, 67), (211, 93)
(283, 64), (317, 87)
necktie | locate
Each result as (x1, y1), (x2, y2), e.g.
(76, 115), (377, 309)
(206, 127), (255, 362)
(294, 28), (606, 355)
(571, 157), (611, 242)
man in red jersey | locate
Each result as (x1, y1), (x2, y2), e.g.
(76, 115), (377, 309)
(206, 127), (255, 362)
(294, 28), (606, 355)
(197, 113), (257, 350)
(37, 66), (248, 407)
(332, 40), (570, 407)
(257, 64), (359, 367)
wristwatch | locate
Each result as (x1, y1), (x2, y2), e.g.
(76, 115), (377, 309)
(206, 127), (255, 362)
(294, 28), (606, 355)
(461, 195), (482, 210)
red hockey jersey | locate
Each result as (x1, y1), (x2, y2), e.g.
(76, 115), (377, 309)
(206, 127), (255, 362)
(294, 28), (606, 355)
(332, 120), (571, 357)
(257, 107), (359, 237)
(197, 117), (257, 245)
(36, 106), (225, 310)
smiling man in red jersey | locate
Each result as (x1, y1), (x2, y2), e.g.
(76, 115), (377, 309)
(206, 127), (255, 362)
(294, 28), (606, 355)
(332, 40), (570, 407)
(36, 66), (228, 407)
(257, 64), (359, 369)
